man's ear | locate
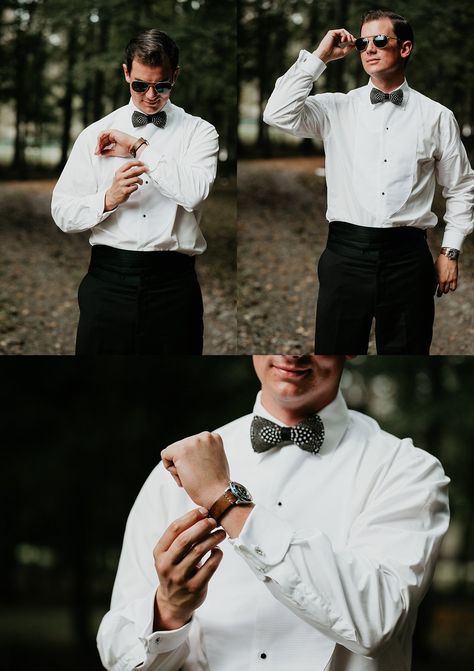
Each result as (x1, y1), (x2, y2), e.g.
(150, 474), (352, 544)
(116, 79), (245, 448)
(400, 40), (413, 61)
(172, 66), (180, 85)
(123, 63), (131, 83)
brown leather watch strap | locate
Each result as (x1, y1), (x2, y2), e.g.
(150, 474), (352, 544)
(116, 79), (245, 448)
(130, 137), (148, 158)
(208, 489), (238, 522)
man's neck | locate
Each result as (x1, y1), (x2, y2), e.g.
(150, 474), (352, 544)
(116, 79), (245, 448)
(259, 391), (338, 426)
(370, 73), (405, 93)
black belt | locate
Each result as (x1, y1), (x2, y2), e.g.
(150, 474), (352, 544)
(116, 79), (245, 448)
(327, 221), (427, 259)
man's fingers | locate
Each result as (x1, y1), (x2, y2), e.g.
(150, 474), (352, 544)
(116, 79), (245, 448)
(168, 517), (217, 563)
(154, 508), (209, 554)
(186, 548), (223, 592)
(179, 528), (227, 577)
(118, 161), (148, 174)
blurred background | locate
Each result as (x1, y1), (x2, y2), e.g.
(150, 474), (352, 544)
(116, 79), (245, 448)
(237, 0), (474, 353)
(0, 0), (236, 354)
(1, 355), (473, 669)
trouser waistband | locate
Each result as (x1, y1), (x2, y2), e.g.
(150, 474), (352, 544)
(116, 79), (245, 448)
(327, 221), (427, 258)
(90, 245), (195, 274)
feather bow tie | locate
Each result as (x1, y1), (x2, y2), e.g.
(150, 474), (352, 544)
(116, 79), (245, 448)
(370, 87), (403, 106)
(132, 110), (167, 128)
(250, 414), (325, 454)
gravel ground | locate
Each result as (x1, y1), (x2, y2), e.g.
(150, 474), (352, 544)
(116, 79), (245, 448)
(238, 158), (474, 354)
(0, 178), (236, 355)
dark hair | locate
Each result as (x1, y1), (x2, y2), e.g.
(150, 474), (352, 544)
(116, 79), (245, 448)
(124, 29), (179, 75)
(360, 9), (414, 58)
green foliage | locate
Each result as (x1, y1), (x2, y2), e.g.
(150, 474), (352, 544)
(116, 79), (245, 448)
(240, 0), (474, 155)
(0, 0), (236, 174)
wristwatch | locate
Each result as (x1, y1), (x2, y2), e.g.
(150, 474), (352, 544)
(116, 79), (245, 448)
(208, 481), (253, 522)
(130, 137), (149, 158)
(440, 247), (460, 261)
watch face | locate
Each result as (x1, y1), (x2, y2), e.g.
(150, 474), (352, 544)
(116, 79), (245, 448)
(229, 481), (253, 503)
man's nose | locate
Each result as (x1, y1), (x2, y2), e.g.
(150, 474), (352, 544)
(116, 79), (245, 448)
(145, 86), (157, 98)
(366, 38), (377, 53)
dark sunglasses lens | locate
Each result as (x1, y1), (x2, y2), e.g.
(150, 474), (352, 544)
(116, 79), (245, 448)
(131, 81), (148, 93)
(373, 35), (389, 48)
(155, 83), (172, 93)
(355, 38), (367, 51)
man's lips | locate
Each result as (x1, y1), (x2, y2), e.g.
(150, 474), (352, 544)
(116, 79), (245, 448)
(272, 364), (310, 378)
(366, 59), (380, 64)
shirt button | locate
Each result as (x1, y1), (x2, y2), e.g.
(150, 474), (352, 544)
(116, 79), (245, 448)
(254, 546), (265, 556)
(382, 192), (385, 195)
(277, 501), (282, 506)
(145, 180), (149, 184)
(142, 214), (146, 218)
(384, 159), (387, 163)
(260, 652), (267, 659)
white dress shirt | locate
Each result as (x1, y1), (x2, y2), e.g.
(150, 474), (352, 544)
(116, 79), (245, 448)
(97, 390), (449, 671)
(263, 50), (474, 251)
(51, 100), (219, 254)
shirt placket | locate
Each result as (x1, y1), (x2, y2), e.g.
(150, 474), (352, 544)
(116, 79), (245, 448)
(379, 104), (392, 219)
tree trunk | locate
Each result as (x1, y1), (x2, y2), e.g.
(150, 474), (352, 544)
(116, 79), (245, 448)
(58, 24), (78, 171)
(11, 29), (27, 175)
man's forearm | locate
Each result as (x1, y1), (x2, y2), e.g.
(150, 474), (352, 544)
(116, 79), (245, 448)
(263, 51), (327, 138)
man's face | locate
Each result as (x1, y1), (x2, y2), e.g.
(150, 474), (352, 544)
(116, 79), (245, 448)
(252, 355), (345, 422)
(359, 18), (409, 80)
(123, 59), (177, 114)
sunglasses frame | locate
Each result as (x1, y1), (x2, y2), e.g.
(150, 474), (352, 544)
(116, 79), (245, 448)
(131, 80), (173, 94)
(355, 34), (401, 52)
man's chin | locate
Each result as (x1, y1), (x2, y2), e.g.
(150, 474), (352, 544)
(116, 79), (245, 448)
(139, 102), (166, 114)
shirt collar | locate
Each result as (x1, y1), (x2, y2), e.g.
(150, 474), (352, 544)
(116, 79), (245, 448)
(252, 389), (350, 456)
(368, 78), (410, 110)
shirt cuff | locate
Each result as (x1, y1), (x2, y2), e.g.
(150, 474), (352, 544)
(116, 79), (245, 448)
(230, 504), (293, 580)
(296, 49), (327, 80)
(441, 229), (465, 252)
(139, 620), (193, 659)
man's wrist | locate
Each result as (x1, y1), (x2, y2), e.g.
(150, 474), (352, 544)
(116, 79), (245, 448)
(130, 137), (149, 158)
(440, 247), (460, 261)
(154, 591), (191, 631)
(104, 190), (116, 212)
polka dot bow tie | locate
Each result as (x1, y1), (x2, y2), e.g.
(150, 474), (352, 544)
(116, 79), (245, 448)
(370, 87), (403, 106)
(250, 414), (325, 454)
(132, 110), (167, 128)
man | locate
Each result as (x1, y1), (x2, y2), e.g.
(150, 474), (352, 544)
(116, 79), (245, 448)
(51, 30), (218, 354)
(263, 10), (474, 354)
(97, 355), (449, 671)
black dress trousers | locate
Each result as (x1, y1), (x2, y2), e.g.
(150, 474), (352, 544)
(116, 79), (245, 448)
(75, 245), (203, 355)
(315, 222), (437, 355)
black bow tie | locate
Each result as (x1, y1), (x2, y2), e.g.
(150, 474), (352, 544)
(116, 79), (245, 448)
(132, 110), (167, 128)
(250, 414), (325, 454)
(370, 87), (403, 106)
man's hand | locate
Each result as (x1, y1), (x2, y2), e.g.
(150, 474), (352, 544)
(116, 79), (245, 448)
(314, 29), (356, 64)
(435, 254), (458, 297)
(103, 161), (149, 212)
(95, 129), (137, 157)
(161, 432), (230, 509)
(154, 508), (226, 630)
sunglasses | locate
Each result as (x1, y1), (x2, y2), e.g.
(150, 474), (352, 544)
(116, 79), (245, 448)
(131, 80), (173, 94)
(355, 34), (401, 52)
